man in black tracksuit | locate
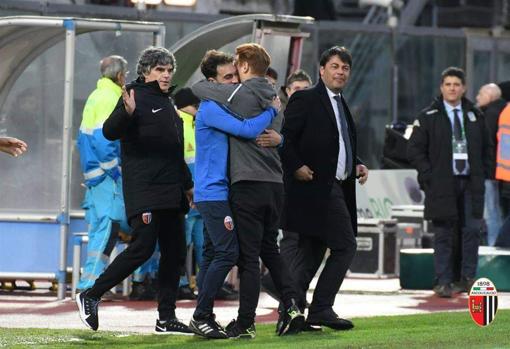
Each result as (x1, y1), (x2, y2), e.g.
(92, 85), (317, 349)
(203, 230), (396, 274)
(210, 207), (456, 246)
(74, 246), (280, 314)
(76, 47), (193, 334)
(408, 67), (485, 298)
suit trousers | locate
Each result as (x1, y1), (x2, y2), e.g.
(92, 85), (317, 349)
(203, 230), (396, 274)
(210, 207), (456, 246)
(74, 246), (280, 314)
(88, 209), (186, 320)
(293, 181), (357, 314)
(432, 177), (481, 285)
(230, 181), (297, 328)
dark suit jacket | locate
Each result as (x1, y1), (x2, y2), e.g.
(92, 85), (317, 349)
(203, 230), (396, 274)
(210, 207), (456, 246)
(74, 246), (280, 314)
(281, 78), (360, 236)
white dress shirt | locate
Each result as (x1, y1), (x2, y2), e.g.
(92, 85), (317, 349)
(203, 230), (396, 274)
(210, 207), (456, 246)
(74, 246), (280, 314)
(326, 87), (347, 180)
(443, 100), (470, 175)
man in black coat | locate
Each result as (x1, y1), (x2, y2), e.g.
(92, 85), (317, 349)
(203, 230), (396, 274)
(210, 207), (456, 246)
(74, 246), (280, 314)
(408, 67), (485, 297)
(476, 83), (507, 245)
(76, 47), (193, 334)
(281, 46), (368, 330)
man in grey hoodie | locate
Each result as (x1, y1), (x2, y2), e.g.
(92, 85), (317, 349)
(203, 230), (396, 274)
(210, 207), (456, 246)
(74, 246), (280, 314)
(192, 43), (303, 338)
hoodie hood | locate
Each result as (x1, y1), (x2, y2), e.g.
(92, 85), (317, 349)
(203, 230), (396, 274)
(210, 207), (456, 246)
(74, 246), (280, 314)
(241, 77), (276, 110)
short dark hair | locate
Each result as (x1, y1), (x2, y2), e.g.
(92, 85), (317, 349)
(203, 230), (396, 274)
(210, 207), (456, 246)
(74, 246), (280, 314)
(441, 66), (465, 85)
(136, 47), (176, 78)
(174, 87), (200, 110)
(286, 69), (312, 86)
(266, 66), (278, 80)
(200, 50), (234, 80)
(319, 46), (352, 68)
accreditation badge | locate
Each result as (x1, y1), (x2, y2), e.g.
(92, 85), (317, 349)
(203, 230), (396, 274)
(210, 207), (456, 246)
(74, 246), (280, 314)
(468, 277), (498, 327)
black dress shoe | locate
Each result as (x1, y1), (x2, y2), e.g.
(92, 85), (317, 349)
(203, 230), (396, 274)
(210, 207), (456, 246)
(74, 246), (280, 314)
(306, 309), (354, 331)
(433, 284), (452, 298)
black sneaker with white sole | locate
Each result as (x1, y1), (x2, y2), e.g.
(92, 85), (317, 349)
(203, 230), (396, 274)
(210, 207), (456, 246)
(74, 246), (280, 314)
(189, 314), (228, 339)
(76, 290), (100, 331)
(276, 299), (305, 336)
(155, 318), (193, 335)
(225, 319), (256, 339)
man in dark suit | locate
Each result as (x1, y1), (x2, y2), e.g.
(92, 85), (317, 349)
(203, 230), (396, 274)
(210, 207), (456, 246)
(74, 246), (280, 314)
(281, 46), (368, 330)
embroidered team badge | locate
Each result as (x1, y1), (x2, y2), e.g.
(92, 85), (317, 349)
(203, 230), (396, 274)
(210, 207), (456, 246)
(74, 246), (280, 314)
(468, 277), (498, 327)
(142, 212), (152, 225)
(224, 216), (234, 231)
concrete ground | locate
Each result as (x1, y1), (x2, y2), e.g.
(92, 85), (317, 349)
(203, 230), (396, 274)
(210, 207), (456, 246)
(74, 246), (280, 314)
(1, 277), (508, 334)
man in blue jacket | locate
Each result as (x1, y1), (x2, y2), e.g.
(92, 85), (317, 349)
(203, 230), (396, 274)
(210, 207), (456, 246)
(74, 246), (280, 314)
(188, 49), (279, 339)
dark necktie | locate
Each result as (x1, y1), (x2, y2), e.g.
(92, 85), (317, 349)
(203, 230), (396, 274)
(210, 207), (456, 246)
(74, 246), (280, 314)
(453, 108), (466, 174)
(333, 95), (353, 177)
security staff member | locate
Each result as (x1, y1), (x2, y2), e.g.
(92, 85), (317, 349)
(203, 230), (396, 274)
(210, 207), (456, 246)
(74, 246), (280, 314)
(408, 67), (484, 298)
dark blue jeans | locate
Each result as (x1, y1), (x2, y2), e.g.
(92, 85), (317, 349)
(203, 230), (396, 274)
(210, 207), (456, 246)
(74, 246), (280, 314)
(194, 201), (239, 319)
(432, 177), (482, 285)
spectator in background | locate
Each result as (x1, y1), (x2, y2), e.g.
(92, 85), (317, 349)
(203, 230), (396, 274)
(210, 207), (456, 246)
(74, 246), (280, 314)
(0, 137), (27, 157)
(174, 87), (203, 300)
(408, 67), (485, 297)
(76, 55), (130, 292)
(476, 83), (507, 246)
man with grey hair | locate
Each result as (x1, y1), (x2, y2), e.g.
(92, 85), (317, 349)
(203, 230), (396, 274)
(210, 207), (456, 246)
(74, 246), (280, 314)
(76, 55), (130, 293)
(476, 83), (507, 246)
(76, 47), (193, 335)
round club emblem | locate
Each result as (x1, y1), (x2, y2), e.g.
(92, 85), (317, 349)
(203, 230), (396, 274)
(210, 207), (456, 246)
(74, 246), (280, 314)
(468, 277), (498, 327)
(224, 216), (234, 231)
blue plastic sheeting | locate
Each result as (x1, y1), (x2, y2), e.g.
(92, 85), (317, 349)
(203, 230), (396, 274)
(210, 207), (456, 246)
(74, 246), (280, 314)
(0, 219), (87, 274)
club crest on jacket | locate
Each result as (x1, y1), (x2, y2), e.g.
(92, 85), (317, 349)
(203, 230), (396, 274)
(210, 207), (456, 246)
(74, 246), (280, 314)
(142, 212), (152, 225)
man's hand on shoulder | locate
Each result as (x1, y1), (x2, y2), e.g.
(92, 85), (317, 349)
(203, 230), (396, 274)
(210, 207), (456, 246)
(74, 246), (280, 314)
(271, 96), (281, 112)
(256, 129), (282, 148)
(356, 164), (368, 185)
(294, 165), (314, 181)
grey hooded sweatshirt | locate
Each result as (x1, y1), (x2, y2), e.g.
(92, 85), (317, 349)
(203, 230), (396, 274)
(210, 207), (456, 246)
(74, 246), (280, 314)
(192, 77), (283, 184)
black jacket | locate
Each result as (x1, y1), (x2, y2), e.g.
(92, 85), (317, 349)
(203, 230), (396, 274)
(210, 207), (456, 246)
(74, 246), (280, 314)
(281, 78), (361, 236)
(407, 96), (485, 220)
(481, 98), (507, 179)
(103, 78), (192, 220)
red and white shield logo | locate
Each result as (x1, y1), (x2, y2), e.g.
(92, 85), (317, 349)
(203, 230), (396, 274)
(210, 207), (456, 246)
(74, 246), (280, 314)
(469, 277), (498, 327)
(224, 216), (234, 231)
(142, 212), (152, 225)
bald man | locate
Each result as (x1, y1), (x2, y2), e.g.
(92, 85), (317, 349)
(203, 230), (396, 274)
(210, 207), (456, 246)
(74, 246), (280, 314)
(476, 83), (507, 246)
